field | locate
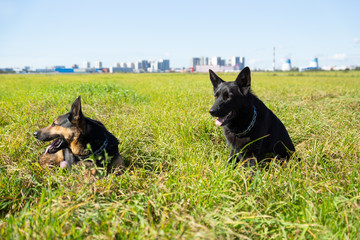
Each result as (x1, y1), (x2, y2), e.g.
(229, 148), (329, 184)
(0, 71), (359, 239)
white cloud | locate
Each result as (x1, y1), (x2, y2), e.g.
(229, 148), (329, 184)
(353, 38), (360, 44)
(329, 53), (347, 61)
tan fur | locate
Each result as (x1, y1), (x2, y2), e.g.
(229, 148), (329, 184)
(42, 119), (84, 155)
(49, 125), (77, 142)
(69, 138), (85, 155)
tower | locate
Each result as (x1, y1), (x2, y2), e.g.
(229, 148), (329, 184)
(273, 47), (276, 71)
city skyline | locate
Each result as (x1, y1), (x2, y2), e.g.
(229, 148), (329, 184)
(2, 54), (359, 73)
(1, 0), (359, 70)
(16, 58), (171, 73)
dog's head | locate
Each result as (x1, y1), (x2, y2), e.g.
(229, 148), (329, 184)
(209, 67), (252, 126)
(34, 96), (85, 154)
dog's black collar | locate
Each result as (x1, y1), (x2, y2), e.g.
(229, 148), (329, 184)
(77, 138), (109, 161)
(234, 106), (257, 138)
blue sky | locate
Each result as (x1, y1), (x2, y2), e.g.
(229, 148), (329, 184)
(1, 0), (359, 69)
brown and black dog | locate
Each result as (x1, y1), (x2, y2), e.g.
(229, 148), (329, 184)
(34, 96), (125, 174)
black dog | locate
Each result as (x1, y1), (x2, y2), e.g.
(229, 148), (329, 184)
(209, 67), (295, 166)
(34, 96), (125, 173)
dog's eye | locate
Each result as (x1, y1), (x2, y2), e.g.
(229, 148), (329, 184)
(223, 93), (229, 100)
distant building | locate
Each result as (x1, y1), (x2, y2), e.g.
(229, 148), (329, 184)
(300, 57), (321, 71)
(74, 68), (96, 73)
(229, 56), (240, 67)
(0, 68), (14, 73)
(128, 62), (135, 69)
(220, 58), (226, 66)
(147, 59), (170, 72)
(148, 61), (158, 72)
(55, 68), (74, 73)
(196, 65), (239, 73)
(211, 57), (221, 66)
(35, 68), (54, 73)
(48, 65), (65, 69)
(140, 60), (151, 72)
(229, 56), (245, 69)
(282, 59), (292, 71)
(109, 67), (133, 73)
(309, 58), (319, 68)
(190, 58), (201, 69)
(133, 61), (141, 71)
(191, 56), (245, 72)
(95, 61), (102, 69)
(13, 58), (169, 74)
(200, 57), (209, 65)
(83, 61), (90, 68)
(158, 59), (170, 72)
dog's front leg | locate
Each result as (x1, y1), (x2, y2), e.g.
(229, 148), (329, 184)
(62, 148), (77, 170)
(226, 147), (243, 168)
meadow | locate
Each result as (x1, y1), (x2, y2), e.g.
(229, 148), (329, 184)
(0, 71), (359, 239)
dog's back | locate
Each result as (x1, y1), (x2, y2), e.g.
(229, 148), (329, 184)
(232, 95), (295, 159)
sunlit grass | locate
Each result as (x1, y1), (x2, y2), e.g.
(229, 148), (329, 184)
(0, 71), (359, 238)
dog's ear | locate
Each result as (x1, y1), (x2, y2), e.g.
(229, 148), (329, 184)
(69, 96), (83, 122)
(235, 67), (251, 95)
(209, 69), (224, 91)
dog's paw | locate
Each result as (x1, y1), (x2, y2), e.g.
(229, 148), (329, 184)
(60, 161), (68, 169)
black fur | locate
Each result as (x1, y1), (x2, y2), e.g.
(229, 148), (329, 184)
(209, 67), (295, 166)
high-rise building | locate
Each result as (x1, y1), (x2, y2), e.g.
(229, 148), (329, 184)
(229, 56), (239, 67)
(211, 57), (221, 66)
(240, 57), (245, 69)
(200, 57), (209, 65)
(190, 58), (201, 68)
(83, 61), (90, 68)
(220, 58), (226, 66)
(95, 61), (102, 69)
(159, 59), (170, 71)
(147, 59), (170, 72)
(141, 60), (150, 72)
(128, 62), (135, 69)
(149, 61), (159, 72)
(190, 55), (246, 72)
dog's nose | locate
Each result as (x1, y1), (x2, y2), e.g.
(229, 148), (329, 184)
(33, 131), (38, 138)
(209, 108), (216, 116)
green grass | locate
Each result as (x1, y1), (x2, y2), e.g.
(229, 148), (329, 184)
(0, 71), (359, 239)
